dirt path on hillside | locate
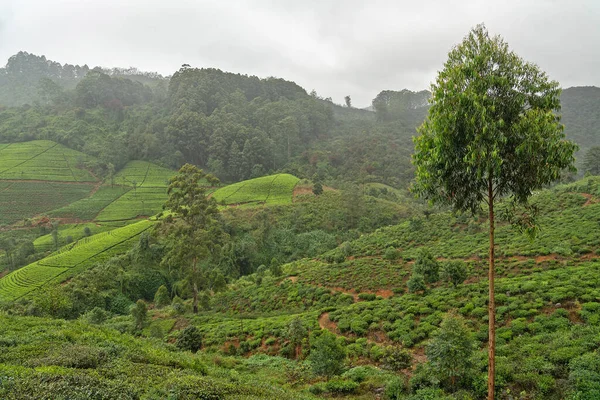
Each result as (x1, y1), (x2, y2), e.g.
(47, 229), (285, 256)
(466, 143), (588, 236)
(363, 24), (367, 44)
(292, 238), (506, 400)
(318, 312), (338, 332)
(292, 185), (336, 201)
(579, 192), (599, 207)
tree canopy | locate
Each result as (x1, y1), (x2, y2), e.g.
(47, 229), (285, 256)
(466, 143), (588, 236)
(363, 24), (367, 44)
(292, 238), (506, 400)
(412, 24), (577, 399)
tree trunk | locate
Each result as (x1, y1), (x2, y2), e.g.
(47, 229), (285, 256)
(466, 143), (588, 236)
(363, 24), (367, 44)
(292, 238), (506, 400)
(193, 282), (199, 314)
(192, 257), (199, 314)
(487, 178), (496, 400)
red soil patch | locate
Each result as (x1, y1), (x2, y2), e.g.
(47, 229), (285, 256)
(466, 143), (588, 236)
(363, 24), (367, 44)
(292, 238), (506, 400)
(287, 276), (298, 283)
(579, 193), (599, 207)
(581, 253), (600, 260)
(376, 289), (394, 298)
(293, 185), (314, 198)
(535, 254), (560, 263)
(412, 346), (427, 365)
(0, 269), (9, 279)
(318, 312), (339, 333)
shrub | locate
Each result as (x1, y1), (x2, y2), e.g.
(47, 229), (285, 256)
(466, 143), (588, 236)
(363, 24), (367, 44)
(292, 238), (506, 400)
(407, 273), (426, 293)
(82, 307), (110, 324)
(308, 331), (346, 378)
(171, 296), (185, 314)
(413, 250), (439, 283)
(384, 346), (412, 371)
(426, 313), (474, 391)
(154, 285), (170, 308)
(176, 326), (203, 353)
(131, 300), (148, 330)
(384, 247), (401, 260)
(358, 293), (377, 301)
(440, 260), (468, 286)
(342, 366), (377, 383)
(325, 378), (359, 394)
(385, 377), (407, 399)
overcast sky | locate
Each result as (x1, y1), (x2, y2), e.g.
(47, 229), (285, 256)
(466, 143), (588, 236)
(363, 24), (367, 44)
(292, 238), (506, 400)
(0, 0), (598, 107)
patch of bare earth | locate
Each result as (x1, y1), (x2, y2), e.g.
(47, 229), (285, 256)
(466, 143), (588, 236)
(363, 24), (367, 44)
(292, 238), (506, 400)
(579, 192), (599, 207)
(375, 289), (394, 299)
(318, 312), (339, 333)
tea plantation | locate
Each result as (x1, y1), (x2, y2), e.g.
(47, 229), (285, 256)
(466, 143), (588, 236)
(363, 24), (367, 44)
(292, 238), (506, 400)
(212, 173), (300, 206)
(0, 220), (153, 301)
(113, 160), (175, 188)
(0, 140), (97, 182)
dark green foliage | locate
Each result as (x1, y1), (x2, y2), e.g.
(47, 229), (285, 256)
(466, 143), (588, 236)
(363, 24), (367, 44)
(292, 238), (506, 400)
(426, 314), (474, 391)
(171, 295), (186, 314)
(131, 299), (148, 330)
(407, 273), (426, 293)
(82, 307), (110, 324)
(358, 293), (377, 301)
(160, 164), (226, 313)
(413, 250), (439, 284)
(413, 24), (577, 215)
(154, 285), (170, 308)
(385, 377), (407, 399)
(287, 317), (308, 351)
(372, 89), (429, 124)
(312, 181), (323, 196)
(384, 246), (401, 260)
(441, 260), (468, 287)
(177, 326), (203, 353)
(324, 378), (359, 394)
(384, 346), (413, 371)
(308, 331), (346, 378)
(583, 146), (600, 176)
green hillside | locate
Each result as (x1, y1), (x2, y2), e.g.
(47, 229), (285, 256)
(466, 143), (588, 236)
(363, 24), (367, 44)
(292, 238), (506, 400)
(0, 219), (153, 301)
(0, 140), (97, 182)
(211, 173), (300, 206)
(0, 181), (95, 225)
(95, 187), (168, 221)
(199, 176), (600, 398)
(0, 315), (316, 400)
(113, 160), (175, 188)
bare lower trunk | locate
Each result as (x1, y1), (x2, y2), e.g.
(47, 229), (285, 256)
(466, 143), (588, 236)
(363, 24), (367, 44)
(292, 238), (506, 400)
(192, 257), (199, 314)
(488, 178), (496, 400)
(193, 282), (199, 314)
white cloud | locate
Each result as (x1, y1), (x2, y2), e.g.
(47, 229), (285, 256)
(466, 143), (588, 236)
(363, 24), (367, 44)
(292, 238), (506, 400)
(0, 0), (598, 107)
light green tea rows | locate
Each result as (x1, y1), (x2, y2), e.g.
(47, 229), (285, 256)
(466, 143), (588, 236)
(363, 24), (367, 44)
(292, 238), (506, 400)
(0, 220), (153, 301)
(212, 173), (299, 206)
(0, 140), (96, 182)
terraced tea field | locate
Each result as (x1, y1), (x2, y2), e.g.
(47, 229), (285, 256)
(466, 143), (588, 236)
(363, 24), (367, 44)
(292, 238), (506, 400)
(114, 160), (175, 188)
(211, 174), (299, 206)
(0, 181), (95, 225)
(0, 220), (153, 301)
(0, 140), (97, 182)
(47, 186), (127, 220)
(33, 222), (114, 251)
(95, 187), (167, 221)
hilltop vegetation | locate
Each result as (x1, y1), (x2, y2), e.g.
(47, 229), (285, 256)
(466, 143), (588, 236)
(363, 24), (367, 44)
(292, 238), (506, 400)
(212, 173), (299, 206)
